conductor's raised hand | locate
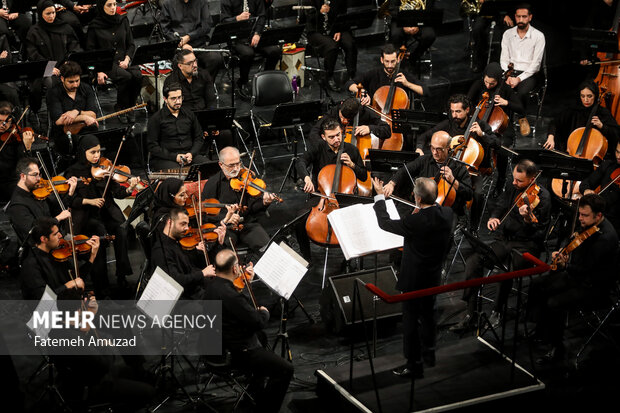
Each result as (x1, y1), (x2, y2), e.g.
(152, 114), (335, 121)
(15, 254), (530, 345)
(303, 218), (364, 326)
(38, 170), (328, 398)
(372, 177), (384, 195)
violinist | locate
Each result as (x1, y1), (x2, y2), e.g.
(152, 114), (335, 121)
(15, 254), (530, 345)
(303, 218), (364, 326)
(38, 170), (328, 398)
(543, 80), (620, 154)
(373, 177), (453, 379)
(20, 217), (99, 300)
(201, 146), (274, 253)
(147, 82), (209, 171)
(151, 207), (222, 300)
(0, 102), (35, 201)
(451, 159), (551, 332)
(203, 249), (293, 412)
(579, 141), (620, 234)
(7, 157), (77, 243)
(528, 194), (619, 365)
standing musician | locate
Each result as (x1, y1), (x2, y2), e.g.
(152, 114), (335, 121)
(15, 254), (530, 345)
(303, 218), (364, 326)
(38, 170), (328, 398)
(308, 98), (391, 147)
(389, 0), (436, 71)
(579, 141), (620, 234)
(147, 82), (209, 171)
(7, 157), (77, 243)
(499, 2), (545, 137)
(529, 194), (619, 364)
(203, 249), (293, 412)
(373, 177), (453, 379)
(0, 101), (35, 201)
(383, 131), (473, 218)
(220, 0), (282, 100)
(46, 61), (99, 156)
(20, 217), (99, 300)
(303, 0), (358, 91)
(201, 146), (275, 253)
(451, 159), (551, 331)
(543, 80), (620, 155)
(151, 207), (223, 299)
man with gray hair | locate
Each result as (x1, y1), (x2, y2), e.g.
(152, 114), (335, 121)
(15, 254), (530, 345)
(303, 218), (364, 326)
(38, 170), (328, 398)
(373, 176), (453, 379)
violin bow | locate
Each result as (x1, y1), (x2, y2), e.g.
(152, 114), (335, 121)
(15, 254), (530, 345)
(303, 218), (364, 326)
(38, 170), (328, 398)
(195, 172), (211, 266)
(498, 170), (543, 227)
(101, 131), (127, 199)
(229, 237), (258, 310)
(238, 149), (256, 209)
(0, 106), (29, 154)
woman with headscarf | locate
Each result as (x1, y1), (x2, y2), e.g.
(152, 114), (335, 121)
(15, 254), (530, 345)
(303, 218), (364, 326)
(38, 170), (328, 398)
(65, 134), (140, 290)
(26, 0), (81, 113)
(87, 0), (143, 121)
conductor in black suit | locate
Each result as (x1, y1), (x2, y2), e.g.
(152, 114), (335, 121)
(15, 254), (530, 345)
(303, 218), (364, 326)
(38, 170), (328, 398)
(373, 176), (453, 379)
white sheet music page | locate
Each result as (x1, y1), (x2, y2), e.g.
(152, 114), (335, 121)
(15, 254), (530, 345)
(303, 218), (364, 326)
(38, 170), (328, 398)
(328, 200), (403, 260)
(26, 285), (58, 340)
(137, 266), (184, 320)
(254, 242), (308, 300)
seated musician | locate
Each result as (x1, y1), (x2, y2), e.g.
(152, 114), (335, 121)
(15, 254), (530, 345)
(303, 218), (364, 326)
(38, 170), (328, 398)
(470, 3), (514, 73)
(164, 49), (235, 150)
(580, 141), (620, 235)
(26, 1), (81, 114)
(529, 194), (619, 365)
(0, 36), (19, 107)
(53, 0), (95, 45)
(203, 249), (293, 412)
(201, 146), (275, 253)
(220, 0), (281, 100)
(147, 82), (209, 171)
(308, 98), (391, 150)
(46, 61), (99, 156)
(160, 0), (223, 79)
(0, 101), (35, 201)
(543, 80), (620, 155)
(151, 207), (221, 300)
(383, 132), (472, 220)
(0, 0), (32, 47)
(499, 3), (545, 137)
(467, 62), (524, 196)
(374, 177), (453, 379)
(87, 0), (143, 122)
(7, 157), (76, 243)
(389, 0), (436, 72)
(64, 135), (140, 289)
(303, 0), (357, 91)
(451, 159), (551, 331)
(295, 117), (368, 261)
(20, 217), (98, 300)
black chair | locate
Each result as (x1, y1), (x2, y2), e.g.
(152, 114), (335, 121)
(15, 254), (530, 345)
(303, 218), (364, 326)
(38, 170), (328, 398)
(526, 51), (548, 138)
(198, 351), (254, 411)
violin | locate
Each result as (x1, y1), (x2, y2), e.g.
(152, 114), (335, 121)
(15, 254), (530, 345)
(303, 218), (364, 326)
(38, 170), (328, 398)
(32, 176), (91, 200)
(596, 167), (620, 195)
(514, 183), (541, 224)
(179, 223), (219, 250)
(0, 125), (49, 143)
(343, 84), (373, 196)
(232, 264), (254, 291)
(550, 225), (600, 271)
(185, 198), (236, 218)
(91, 157), (145, 185)
(229, 168), (284, 202)
(52, 235), (115, 262)
(450, 99), (485, 174)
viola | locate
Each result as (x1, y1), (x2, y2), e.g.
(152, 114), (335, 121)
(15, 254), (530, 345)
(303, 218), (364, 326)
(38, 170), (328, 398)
(550, 225), (600, 271)
(32, 176), (91, 200)
(343, 84), (373, 196)
(229, 169), (284, 202)
(514, 183), (541, 224)
(179, 223), (219, 250)
(52, 235), (115, 262)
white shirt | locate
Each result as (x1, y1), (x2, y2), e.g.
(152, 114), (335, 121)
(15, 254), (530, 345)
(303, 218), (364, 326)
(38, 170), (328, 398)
(500, 24), (546, 82)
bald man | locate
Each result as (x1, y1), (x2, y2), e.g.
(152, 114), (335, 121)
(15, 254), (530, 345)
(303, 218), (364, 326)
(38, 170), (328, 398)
(201, 147), (275, 253)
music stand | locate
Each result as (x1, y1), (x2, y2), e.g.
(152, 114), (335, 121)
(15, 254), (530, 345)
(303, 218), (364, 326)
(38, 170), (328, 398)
(395, 9), (444, 28)
(67, 48), (115, 74)
(571, 27), (619, 56)
(335, 193), (373, 207)
(257, 24), (306, 49)
(510, 148), (594, 180)
(183, 161), (221, 182)
(131, 40), (178, 109)
(193, 107), (236, 156)
(391, 109), (446, 134)
(0, 60), (49, 110)
(368, 149), (418, 173)
(329, 9), (376, 35)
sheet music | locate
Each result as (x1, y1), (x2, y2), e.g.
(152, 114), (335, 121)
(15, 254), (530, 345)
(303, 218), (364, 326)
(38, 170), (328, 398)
(137, 266), (184, 320)
(44, 61), (57, 77)
(26, 286), (58, 341)
(328, 200), (403, 260)
(254, 242), (308, 300)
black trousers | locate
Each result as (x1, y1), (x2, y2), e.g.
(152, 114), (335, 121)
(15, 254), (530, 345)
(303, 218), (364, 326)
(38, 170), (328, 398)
(196, 50), (225, 80)
(107, 65), (143, 110)
(403, 294), (436, 368)
(509, 75), (537, 116)
(0, 14), (31, 44)
(150, 154), (209, 172)
(234, 43), (280, 85)
(390, 23), (436, 63)
(226, 221), (270, 255)
(30, 75), (59, 113)
(307, 31), (357, 77)
(232, 347), (293, 413)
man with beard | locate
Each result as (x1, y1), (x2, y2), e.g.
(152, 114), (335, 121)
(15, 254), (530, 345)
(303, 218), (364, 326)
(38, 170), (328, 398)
(499, 3), (545, 137)
(147, 83), (209, 171)
(0, 102), (34, 201)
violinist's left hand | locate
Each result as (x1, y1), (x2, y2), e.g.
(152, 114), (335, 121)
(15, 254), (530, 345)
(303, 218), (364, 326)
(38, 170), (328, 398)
(355, 125), (370, 136)
(263, 192), (275, 205)
(551, 250), (568, 269)
(222, 205), (237, 225)
(518, 204), (531, 220)
(340, 153), (354, 168)
(591, 116), (603, 129)
(67, 176), (78, 196)
(470, 122), (483, 137)
(127, 177), (140, 193)
(87, 235), (100, 262)
(245, 262), (254, 280)
(215, 223), (227, 245)
(22, 129), (34, 151)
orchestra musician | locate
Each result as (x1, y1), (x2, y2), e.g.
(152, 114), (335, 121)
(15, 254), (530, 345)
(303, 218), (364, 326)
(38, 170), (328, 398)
(87, 0), (144, 123)
(220, 0), (282, 100)
(373, 177), (453, 379)
(0, 35), (19, 107)
(543, 80), (620, 155)
(0, 0), (32, 46)
(579, 141), (620, 235)
(499, 3), (545, 137)
(389, 0), (436, 72)
(451, 159), (551, 331)
(0, 101), (35, 201)
(147, 82), (209, 171)
(578, 0), (616, 67)
(20, 216), (98, 300)
(51, 0), (95, 46)
(303, 0), (358, 91)
(201, 146), (275, 254)
(528, 194), (619, 364)
(203, 249), (293, 412)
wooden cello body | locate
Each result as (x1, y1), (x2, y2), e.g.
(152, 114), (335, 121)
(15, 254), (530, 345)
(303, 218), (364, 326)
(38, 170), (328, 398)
(343, 85), (373, 196)
(595, 3), (620, 123)
(450, 99), (485, 174)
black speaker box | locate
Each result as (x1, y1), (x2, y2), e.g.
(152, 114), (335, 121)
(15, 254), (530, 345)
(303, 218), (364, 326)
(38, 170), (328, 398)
(320, 266), (402, 334)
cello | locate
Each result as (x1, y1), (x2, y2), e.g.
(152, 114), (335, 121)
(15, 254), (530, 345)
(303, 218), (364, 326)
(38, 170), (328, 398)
(371, 47), (409, 151)
(343, 84), (373, 196)
(449, 99), (485, 174)
(476, 63), (513, 134)
(595, 1), (620, 123)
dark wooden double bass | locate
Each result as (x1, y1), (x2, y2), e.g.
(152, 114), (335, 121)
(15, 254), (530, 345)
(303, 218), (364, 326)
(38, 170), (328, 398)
(305, 137), (357, 246)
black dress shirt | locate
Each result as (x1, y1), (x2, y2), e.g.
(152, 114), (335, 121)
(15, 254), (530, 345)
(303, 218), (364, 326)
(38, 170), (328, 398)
(309, 104), (392, 143)
(296, 140), (368, 188)
(579, 159), (620, 233)
(86, 16), (135, 63)
(203, 276), (269, 351)
(302, 0), (347, 35)
(467, 79), (524, 117)
(7, 186), (70, 242)
(46, 82), (98, 140)
(221, 0), (267, 35)
(164, 68), (216, 111)
(147, 105), (203, 162)
(25, 25), (81, 66)
(201, 170), (267, 222)
(160, 0), (212, 47)
(346, 65), (428, 99)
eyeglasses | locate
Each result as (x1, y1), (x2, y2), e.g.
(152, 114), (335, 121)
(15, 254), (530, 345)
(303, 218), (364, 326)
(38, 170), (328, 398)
(221, 161), (242, 168)
(430, 146), (448, 152)
(181, 59), (197, 66)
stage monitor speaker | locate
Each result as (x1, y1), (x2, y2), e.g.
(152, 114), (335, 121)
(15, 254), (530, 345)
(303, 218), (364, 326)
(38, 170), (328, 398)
(320, 266), (401, 334)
